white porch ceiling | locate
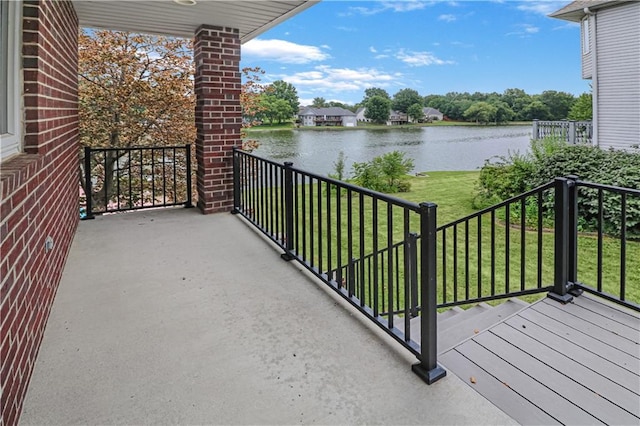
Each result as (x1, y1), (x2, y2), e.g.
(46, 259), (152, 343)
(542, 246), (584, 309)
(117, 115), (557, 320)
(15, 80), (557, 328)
(71, 0), (319, 43)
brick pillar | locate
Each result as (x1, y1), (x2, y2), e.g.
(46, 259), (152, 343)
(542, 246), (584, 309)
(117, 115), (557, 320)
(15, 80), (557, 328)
(193, 25), (242, 214)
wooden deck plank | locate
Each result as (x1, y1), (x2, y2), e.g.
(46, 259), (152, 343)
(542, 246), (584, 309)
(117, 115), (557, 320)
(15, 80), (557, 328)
(439, 349), (559, 426)
(455, 340), (603, 425)
(552, 299), (640, 343)
(491, 322), (640, 418)
(531, 301), (640, 357)
(474, 332), (638, 425)
(572, 294), (640, 329)
(506, 315), (640, 394)
(519, 308), (640, 374)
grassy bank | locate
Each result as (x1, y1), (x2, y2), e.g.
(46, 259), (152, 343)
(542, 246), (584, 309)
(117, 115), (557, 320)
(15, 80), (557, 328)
(245, 121), (532, 133)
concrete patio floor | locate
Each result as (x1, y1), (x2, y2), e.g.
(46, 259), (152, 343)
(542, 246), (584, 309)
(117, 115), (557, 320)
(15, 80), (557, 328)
(20, 208), (515, 425)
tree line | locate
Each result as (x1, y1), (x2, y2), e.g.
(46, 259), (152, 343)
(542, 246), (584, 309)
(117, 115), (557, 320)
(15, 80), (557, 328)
(251, 83), (592, 126)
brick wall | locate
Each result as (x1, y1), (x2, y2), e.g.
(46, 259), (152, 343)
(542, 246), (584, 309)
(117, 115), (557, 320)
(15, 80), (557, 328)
(0, 1), (79, 425)
(194, 25), (242, 214)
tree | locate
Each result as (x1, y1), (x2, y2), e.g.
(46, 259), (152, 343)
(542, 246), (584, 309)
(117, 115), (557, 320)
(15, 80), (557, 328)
(311, 97), (327, 108)
(241, 66), (268, 151)
(363, 87), (390, 103)
(521, 99), (552, 120)
(364, 96), (392, 124)
(502, 88), (532, 121)
(260, 94), (294, 124)
(490, 100), (515, 124)
(78, 30), (195, 209)
(568, 93), (593, 120)
(407, 103), (425, 123)
(463, 102), (497, 124)
(539, 90), (575, 120)
(392, 88), (422, 113)
(269, 80), (300, 116)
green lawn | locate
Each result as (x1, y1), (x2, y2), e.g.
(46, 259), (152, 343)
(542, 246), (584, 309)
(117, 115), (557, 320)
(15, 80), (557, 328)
(240, 169), (639, 311)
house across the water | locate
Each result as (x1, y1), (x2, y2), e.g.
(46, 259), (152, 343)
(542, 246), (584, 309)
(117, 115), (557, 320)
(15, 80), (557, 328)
(298, 107), (357, 127)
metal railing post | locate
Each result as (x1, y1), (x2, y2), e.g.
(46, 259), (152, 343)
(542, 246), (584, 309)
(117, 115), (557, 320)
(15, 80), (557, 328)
(549, 177), (574, 303)
(83, 147), (95, 220)
(407, 232), (419, 318)
(569, 121), (576, 144)
(567, 175), (579, 287)
(281, 161), (295, 261)
(348, 257), (356, 297)
(532, 119), (539, 140)
(412, 202), (446, 384)
(185, 144), (193, 208)
(231, 147), (240, 214)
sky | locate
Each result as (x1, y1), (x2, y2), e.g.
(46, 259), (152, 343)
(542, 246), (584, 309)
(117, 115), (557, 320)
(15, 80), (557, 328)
(241, 0), (590, 106)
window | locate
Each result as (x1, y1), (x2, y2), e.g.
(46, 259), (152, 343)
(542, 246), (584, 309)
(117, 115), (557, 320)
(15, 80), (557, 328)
(582, 17), (590, 54)
(1, 0), (23, 161)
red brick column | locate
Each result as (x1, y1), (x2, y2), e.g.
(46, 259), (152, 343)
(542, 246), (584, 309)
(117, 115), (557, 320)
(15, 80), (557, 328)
(194, 25), (242, 214)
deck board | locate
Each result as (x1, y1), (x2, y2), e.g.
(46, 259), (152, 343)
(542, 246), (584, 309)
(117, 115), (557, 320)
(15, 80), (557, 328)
(555, 299), (640, 342)
(490, 323), (640, 418)
(440, 294), (640, 426)
(572, 295), (640, 328)
(505, 315), (640, 394)
(438, 350), (558, 426)
(454, 340), (602, 425)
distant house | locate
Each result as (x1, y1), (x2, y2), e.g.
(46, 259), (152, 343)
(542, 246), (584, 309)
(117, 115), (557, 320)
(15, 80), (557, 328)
(298, 107), (357, 127)
(423, 107), (444, 121)
(550, 1), (639, 150)
(355, 107), (370, 123)
(387, 110), (408, 126)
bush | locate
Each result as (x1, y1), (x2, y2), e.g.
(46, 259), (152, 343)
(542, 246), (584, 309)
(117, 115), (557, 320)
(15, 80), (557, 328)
(476, 139), (640, 238)
(352, 151), (414, 193)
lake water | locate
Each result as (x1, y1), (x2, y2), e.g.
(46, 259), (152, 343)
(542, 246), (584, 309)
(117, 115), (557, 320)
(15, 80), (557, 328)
(252, 125), (533, 176)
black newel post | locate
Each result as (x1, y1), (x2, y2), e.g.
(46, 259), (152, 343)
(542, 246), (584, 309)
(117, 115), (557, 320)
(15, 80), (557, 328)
(83, 147), (94, 220)
(185, 144), (193, 208)
(549, 177), (574, 303)
(281, 161), (295, 261)
(231, 147), (240, 214)
(412, 202), (446, 384)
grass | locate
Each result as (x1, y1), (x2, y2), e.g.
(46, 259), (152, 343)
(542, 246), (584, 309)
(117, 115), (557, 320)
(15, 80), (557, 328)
(240, 169), (639, 312)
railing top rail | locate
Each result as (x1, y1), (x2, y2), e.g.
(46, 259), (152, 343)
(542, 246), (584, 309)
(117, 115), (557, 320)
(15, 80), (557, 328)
(235, 148), (423, 212)
(86, 145), (190, 153)
(437, 180), (555, 231)
(577, 180), (640, 196)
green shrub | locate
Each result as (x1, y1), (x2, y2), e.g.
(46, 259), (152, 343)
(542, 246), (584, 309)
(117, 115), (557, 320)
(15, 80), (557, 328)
(352, 151), (414, 193)
(476, 139), (640, 238)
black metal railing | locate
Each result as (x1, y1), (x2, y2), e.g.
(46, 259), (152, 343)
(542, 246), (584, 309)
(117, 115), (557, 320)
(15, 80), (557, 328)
(232, 149), (639, 384)
(232, 148), (446, 384)
(82, 145), (192, 218)
(437, 181), (556, 307)
(567, 178), (639, 311)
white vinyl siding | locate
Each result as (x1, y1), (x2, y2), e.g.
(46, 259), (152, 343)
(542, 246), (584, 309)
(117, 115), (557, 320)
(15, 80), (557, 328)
(581, 16), (593, 79)
(595, 2), (640, 150)
(0, 0), (23, 161)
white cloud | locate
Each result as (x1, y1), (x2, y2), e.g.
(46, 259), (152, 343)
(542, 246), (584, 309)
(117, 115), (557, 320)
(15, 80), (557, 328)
(395, 49), (455, 67)
(276, 65), (401, 94)
(516, 1), (567, 16)
(370, 46), (378, 53)
(506, 24), (540, 37)
(336, 26), (357, 32)
(243, 39), (330, 64)
(438, 14), (457, 22)
(375, 54), (390, 59)
(347, 0), (434, 15)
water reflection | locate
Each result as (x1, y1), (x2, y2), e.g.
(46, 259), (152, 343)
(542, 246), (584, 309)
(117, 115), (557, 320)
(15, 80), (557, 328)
(252, 126), (532, 176)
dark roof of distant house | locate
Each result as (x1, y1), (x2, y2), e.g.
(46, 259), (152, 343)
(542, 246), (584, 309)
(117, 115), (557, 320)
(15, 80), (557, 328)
(549, 0), (631, 22)
(298, 107), (356, 116)
(422, 107), (443, 115)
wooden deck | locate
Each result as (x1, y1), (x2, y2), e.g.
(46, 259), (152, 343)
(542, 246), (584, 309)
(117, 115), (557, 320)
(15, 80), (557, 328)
(439, 294), (640, 425)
